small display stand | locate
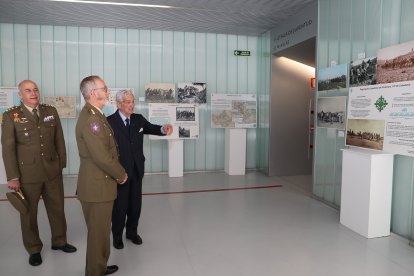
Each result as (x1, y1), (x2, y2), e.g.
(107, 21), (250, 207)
(168, 140), (183, 177)
(340, 148), (394, 238)
(224, 129), (246, 175)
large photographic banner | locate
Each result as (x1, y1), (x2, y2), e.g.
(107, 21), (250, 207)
(148, 103), (199, 140)
(211, 94), (257, 128)
(347, 80), (414, 156)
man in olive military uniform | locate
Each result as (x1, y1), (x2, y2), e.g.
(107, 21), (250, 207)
(76, 75), (128, 276)
(1, 80), (76, 266)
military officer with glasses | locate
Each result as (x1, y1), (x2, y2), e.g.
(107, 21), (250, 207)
(77, 75), (128, 276)
(1, 80), (76, 267)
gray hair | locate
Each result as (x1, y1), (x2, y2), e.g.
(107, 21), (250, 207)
(18, 80), (38, 91)
(80, 75), (101, 100)
(115, 89), (134, 103)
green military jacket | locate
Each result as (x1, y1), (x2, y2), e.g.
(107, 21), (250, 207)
(1, 103), (66, 183)
(76, 103), (125, 202)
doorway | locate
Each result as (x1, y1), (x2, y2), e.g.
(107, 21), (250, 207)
(268, 37), (316, 177)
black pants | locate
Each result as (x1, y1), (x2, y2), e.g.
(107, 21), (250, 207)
(111, 167), (143, 240)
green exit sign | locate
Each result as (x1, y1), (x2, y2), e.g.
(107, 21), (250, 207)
(234, 50), (251, 56)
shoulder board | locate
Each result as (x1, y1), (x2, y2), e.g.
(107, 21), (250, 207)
(40, 103), (53, 107)
(88, 109), (96, 115)
(6, 106), (19, 112)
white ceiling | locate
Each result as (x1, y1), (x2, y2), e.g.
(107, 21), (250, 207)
(0, 0), (315, 36)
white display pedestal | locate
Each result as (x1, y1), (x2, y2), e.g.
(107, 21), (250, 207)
(168, 140), (183, 177)
(224, 129), (246, 175)
(340, 148), (394, 238)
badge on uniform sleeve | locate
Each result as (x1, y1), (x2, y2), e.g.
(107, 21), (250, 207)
(89, 120), (102, 134)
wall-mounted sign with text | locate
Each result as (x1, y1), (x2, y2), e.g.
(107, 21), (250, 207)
(234, 50), (250, 56)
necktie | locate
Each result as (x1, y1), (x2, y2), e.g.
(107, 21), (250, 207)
(32, 108), (39, 123)
(125, 118), (130, 137)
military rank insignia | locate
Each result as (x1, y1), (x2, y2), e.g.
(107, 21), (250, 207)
(89, 120), (101, 134)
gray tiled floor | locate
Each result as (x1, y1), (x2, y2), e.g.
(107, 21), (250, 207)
(1, 171), (414, 275)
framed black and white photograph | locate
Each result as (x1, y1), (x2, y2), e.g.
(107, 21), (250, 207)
(178, 126), (191, 138)
(144, 83), (176, 103)
(317, 64), (348, 91)
(350, 57), (377, 87)
(177, 82), (207, 104)
(176, 106), (195, 121)
(316, 96), (347, 130)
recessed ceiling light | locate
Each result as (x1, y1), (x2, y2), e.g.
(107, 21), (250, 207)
(48, 0), (172, 9)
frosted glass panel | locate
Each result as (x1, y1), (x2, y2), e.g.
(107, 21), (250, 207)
(256, 31), (270, 171)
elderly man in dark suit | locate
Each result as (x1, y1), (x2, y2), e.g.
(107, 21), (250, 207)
(76, 76), (128, 276)
(107, 89), (172, 249)
(1, 80), (76, 267)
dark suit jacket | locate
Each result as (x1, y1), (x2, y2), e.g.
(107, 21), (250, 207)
(107, 110), (164, 178)
(1, 103), (66, 183)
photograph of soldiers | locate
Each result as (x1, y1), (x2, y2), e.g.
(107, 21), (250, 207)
(316, 96), (347, 130)
(176, 107), (195, 121)
(144, 83), (175, 103)
(177, 82), (207, 104)
(350, 57), (377, 87)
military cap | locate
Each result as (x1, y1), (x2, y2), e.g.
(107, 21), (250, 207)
(6, 189), (29, 215)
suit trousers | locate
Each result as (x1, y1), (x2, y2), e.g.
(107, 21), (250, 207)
(20, 174), (67, 254)
(112, 167), (143, 240)
(81, 200), (113, 276)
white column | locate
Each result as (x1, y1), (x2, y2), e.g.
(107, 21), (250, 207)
(168, 139), (183, 177)
(340, 148), (394, 238)
(224, 128), (246, 175)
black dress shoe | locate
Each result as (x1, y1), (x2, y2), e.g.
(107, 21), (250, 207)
(104, 265), (119, 275)
(29, 253), (42, 266)
(113, 239), (124, 249)
(126, 234), (142, 245)
(51, 243), (77, 253)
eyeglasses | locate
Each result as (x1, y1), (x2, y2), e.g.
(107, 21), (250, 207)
(93, 86), (108, 92)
